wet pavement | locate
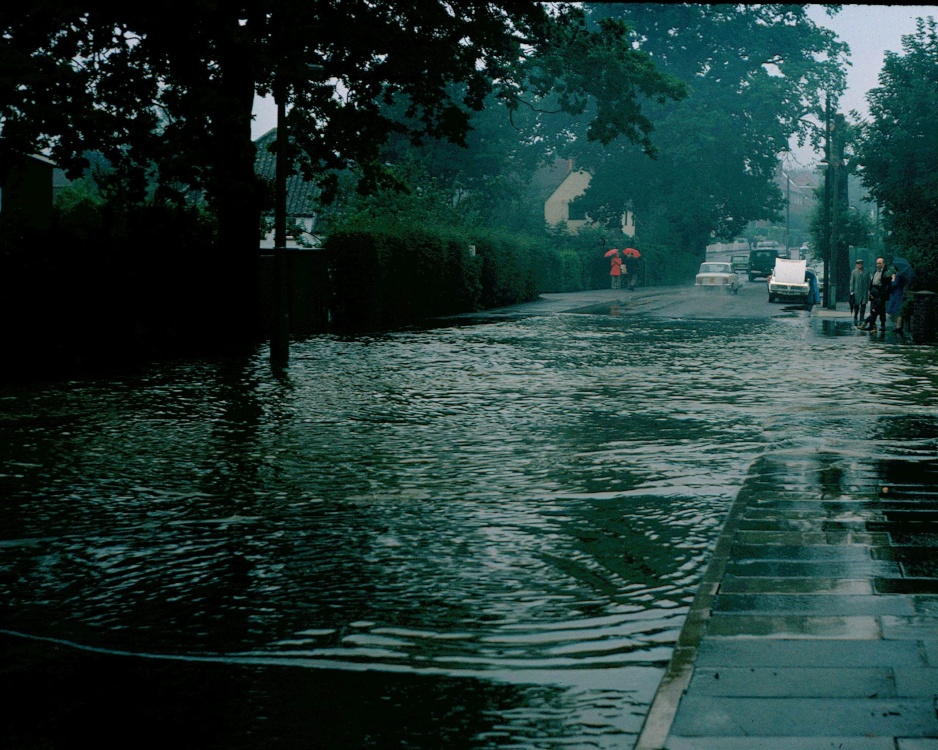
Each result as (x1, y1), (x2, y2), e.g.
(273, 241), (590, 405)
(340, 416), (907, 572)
(636, 438), (938, 748)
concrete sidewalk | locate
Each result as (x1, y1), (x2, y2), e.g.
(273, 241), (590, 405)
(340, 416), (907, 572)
(636, 451), (938, 750)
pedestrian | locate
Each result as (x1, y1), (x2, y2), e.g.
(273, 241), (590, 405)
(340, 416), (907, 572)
(805, 268), (821, 314)
(858, 257), (891, 333)
(886, 260), (910, 335)
(610, 254), (623, 289)
(623, 255), (638, 290)
(849, 259), (870, 325)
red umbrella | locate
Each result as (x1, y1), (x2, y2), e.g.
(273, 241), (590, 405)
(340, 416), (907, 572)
(622, 247), (641, 258)
(604, 248), (620, 258)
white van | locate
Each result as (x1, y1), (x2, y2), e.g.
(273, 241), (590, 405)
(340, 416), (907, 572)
(767, 259), (808, 303)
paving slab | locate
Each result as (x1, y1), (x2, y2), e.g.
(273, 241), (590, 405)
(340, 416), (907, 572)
(925, 640), (938, 667)
(728, 544), (876, 562)
(719, 576), (873, 595)
(688, 667), (898, 698)
(704, 614), (883, 639)
(666, 737), (896, 750)
(881, 615), (938, 640)
(894, 668), (938, 697)
(670, 696), (938, 737)
(694, 639), (928, 668)
(636, 450), (938, 749)
(725, 559), (902, 577)
(712, 594), (917, 616)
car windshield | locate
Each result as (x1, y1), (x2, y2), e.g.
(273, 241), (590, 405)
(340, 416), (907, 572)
(699, 263), (729, 274)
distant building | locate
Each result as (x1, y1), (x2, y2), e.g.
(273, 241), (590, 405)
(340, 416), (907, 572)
(0, 153), (56, 231)
(706, 238), (749, 256)
(253, 129), (320, 248)
(535, 158), (634, 236)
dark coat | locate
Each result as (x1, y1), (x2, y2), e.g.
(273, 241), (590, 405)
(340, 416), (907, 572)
(869, 269), (892, 305)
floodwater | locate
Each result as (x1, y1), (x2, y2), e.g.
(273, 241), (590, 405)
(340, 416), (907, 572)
(1, 302), (936, 748)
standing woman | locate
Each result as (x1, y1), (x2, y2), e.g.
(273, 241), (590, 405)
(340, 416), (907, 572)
(886, 261), (910, 335)
(610, 254), (623, 289)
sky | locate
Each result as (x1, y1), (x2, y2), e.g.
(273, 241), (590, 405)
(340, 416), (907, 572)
(250, 4), (938, 163)
(789, 3), (938, 165)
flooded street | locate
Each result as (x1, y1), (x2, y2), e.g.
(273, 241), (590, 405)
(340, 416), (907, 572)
(2, 285), (936, 748)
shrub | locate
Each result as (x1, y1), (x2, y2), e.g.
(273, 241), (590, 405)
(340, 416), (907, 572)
(327, 225), (479, 330)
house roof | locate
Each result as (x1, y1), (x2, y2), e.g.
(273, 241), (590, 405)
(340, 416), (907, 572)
(254, 128), (320, 217)
(24, 153), (56, 167)
(529, 157), (577, 203)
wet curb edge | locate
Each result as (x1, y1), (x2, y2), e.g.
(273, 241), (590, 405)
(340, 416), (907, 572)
(633, 468), (757, 750)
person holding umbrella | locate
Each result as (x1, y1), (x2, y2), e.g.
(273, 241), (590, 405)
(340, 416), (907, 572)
(887, 256), (914, 335)
(605, 248), (623, 289)
(622, 247), (641, 290)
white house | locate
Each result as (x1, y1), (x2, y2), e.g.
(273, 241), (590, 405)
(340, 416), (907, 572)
(539, 159), (635, 236)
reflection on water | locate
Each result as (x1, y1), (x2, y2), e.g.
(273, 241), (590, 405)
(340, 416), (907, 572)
(1, 310), (937, 748)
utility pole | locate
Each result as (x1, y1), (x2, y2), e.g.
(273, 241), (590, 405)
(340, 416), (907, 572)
(270, 86), (291, 365)
(823, 93), (834, 309)
(830, 139), (839, 309)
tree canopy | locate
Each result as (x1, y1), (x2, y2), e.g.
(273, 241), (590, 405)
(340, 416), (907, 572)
(856, 17), (938, 288)
(559, 4), (848, 262)
(1, 1), (688, 339)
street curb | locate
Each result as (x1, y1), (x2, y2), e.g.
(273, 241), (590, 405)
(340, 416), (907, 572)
(633, 473), (758, 750)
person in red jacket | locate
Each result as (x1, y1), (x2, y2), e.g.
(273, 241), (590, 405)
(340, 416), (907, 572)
(610, 254), (623, 289)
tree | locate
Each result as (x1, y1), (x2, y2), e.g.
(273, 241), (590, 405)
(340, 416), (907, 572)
(319, 89), (547, 235)
(856, 17), (938, 289)
(558, 4), (847, 266)
(0, 2), (684, 345)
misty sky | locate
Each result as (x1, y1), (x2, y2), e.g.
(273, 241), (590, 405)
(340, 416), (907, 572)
(250, 4), (938, 164)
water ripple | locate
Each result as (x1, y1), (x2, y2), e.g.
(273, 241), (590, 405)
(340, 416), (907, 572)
(3, 312), (938, 747)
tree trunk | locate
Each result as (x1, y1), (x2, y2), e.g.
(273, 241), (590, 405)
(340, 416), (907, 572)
(209, 15), (263, 350)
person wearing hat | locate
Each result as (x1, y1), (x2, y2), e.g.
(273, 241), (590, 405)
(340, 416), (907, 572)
(849, 258), (871, 326)
(859, 257), (892, 332)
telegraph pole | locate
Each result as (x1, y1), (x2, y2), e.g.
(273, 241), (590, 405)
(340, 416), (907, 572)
(823, 93), (834, 309)
(271, 87), (291, 365)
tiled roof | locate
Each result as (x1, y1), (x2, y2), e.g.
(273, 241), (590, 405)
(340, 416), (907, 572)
(529, 157), (575, 203)
(254, 128), (319, 217)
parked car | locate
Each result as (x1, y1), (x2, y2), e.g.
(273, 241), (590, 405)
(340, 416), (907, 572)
(696, 262), (740, 293)
(814, 265), (825, 293)
(767, 258), (809, 303)
(748, 249), (778, 281)
(731, 254), (749, 274)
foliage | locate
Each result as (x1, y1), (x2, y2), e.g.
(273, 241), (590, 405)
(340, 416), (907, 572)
(473, 231), (540, 308)
(0, 189), (223, 377)
(330, 91), (549, 235)
(839, 207), (874, 250)
(326, 218), (653, 330)
(856, 17), (938, 290)
(564, 4), (848, 263)
(327, 225), (476, 331)
(1, 1), (690, 343)
(52, 177), (105, 244)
